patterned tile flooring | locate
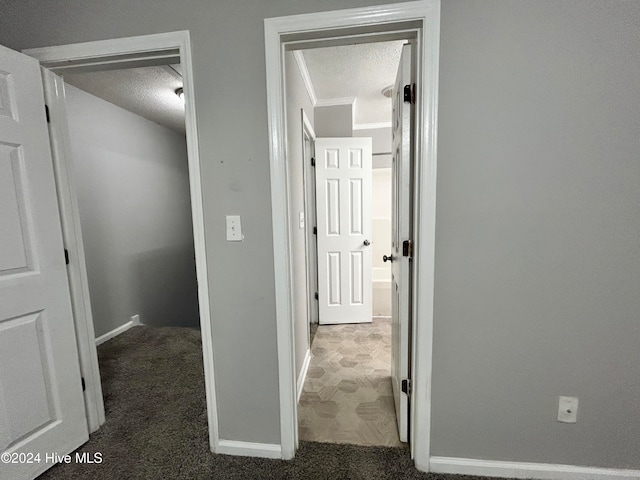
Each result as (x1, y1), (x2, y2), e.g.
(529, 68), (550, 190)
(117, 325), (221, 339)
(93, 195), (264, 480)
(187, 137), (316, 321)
(298, 318), (402, 447)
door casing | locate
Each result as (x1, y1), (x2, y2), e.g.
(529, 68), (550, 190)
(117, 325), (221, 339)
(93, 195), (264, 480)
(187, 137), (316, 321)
(301, 110), (318, 329)
(264, 0), (440, 470)
(40, 69), (105, 433)
(25, 31), (220, 451)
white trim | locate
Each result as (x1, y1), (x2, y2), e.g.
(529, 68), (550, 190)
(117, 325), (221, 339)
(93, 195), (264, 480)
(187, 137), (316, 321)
(292, 51), (317, 105)
(302, 107), (316, 141)
(95, 320), (139, 346)
(301, 109), (318, 332)
(353, 122), (392, 130)
(297, 349), (311, 402)
(408, 0), (440, 472)
(41, 68), (105, 433)
(429, 457), (640, 480)
(24, 32), (183, 67)
(265, 18), (297, 460)
(264, 0), (440, 466)
(25, 31), (221, 455)
(315, 96), (356, 107)
(216, 440), (282, 459)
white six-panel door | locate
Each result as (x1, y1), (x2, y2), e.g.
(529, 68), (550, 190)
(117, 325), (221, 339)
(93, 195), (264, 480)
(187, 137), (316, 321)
(315, 138), (373, 325)
(0, 44), (88, 480)
(390, 44), (413, 443)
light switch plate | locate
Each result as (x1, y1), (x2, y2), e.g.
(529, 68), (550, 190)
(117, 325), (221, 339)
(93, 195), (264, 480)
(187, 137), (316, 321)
(226, 215), (243, 241)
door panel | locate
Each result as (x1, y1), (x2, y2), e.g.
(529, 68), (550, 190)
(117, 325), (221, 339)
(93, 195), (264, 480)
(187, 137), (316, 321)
(390, 44), (413, 443)
(0, 44), (88, 480)
(349, 179), (363, 234)
(0, 146), (32, 272)
(315, 138), (372, 324)
(349, 251), (363, 305)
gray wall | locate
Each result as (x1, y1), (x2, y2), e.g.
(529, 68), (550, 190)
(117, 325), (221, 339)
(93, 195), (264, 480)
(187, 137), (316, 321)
(0, 0), (399, 447)
(285, 51), (315, 381)
(314, 104), (353, 137)
(354, 126), (392, 168)
(65, 85), (198, 337)
(354, 126), (391, 154)
(1, 0), (639, 469)
(432, 0), (640, 469)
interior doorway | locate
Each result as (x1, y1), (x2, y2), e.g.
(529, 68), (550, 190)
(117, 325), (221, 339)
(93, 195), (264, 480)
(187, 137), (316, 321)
(265, 2), (440, 465)
(287, 39), (410, 448)
(25, 31), (219, 449)
(62, 63), (199, 335)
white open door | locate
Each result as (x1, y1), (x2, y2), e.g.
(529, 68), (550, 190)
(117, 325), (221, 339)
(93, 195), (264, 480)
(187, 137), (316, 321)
(0, 44), (88, 480)
(389, 44), (414, 443)
(315, 137), (373, 325)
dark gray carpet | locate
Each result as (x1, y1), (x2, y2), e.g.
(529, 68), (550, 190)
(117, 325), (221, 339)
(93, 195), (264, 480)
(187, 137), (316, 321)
(40, 326), (505, 480)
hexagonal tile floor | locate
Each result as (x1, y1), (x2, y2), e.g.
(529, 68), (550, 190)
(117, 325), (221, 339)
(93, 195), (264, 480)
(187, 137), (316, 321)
(298, 318), (401, 447)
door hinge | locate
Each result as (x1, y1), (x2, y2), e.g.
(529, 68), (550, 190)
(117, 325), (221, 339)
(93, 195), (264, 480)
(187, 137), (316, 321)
(45, 104), (50, 123)
(403, 84), (415, 104)
(314, 292), (319, 300)
(64, 248), (70, 265)
(313, 226), (317, 235)
(401, 378), (411, 396)
(311, 157), (316, 167)
(81, 377), (86, 392)
(402, 240), (413, 258)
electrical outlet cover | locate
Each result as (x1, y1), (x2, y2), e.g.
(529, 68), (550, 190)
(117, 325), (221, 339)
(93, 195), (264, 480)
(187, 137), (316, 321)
(557, 396), (579, 423)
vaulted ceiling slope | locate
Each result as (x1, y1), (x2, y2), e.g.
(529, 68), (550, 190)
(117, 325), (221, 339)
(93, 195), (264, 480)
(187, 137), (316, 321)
(62, 65), (186, 134)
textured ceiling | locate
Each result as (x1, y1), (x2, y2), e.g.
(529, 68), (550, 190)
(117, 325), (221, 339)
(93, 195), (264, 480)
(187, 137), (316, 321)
(301, 41), (404, 125)
(62, 65), (185, 134)
(62, 42), (402, 134)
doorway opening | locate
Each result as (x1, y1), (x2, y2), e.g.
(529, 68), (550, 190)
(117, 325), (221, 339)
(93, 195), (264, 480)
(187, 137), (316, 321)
(62, 63), (199, 334)
(25, 31), (219, 451)
(288, 41), (406, 447)
(60, 58), (205, 439)
(265, 1), (440, 467)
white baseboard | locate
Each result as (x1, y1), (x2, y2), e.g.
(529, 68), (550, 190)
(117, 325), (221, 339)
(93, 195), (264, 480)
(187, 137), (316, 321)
(95, 317), (140, 346)
(429, 456), (640, 480)
(216, 440), (282, 459)
(297, 348), (311, 402)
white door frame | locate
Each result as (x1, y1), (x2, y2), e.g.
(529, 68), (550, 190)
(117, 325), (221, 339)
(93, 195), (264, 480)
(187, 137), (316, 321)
(264, 0), (440, 469)
(40, 68), (105, 433)
(301, 109), (318, 330)
(24, 31), (220, 452)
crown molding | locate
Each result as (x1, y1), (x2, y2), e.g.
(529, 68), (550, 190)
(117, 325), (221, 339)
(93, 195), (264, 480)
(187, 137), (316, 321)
(353, 122), (392, 130)
(292, 50), (317, 105)
(315, 96), (356, 107)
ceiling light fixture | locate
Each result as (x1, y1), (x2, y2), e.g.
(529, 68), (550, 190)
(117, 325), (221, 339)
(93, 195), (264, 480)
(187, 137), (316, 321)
(381, 85), (393, 98)
(175, 87), (185, 103)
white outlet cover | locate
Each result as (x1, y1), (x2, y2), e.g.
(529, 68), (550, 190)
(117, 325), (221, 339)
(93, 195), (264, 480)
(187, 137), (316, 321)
(226, 215), (243, 241)
(557, 396), (579, 423)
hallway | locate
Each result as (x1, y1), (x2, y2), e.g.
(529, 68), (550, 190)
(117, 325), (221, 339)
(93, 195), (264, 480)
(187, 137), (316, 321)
(298, 319), (401, 447)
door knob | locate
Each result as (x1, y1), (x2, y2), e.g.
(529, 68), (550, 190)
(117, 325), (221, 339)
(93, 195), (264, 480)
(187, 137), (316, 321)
(363, 240), (370, 246)
(383, 254), (393, 263)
